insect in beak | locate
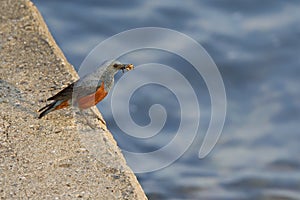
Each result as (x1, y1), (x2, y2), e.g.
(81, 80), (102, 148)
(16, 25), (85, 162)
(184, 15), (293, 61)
(125, 64), (134, 71)
(121, 64), (134, 73)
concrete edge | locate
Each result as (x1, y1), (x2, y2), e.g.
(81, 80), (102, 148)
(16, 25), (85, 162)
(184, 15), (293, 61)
(0, 0), (147, 199)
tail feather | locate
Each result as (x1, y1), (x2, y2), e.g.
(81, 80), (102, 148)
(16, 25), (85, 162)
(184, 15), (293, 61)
(38, 102), (53, 112)
(38, 101), (57, 119)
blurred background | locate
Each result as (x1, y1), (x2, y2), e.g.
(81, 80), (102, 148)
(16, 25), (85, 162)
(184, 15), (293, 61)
(32, 0), (300, 199)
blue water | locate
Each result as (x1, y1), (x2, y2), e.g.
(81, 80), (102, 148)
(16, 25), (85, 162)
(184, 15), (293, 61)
(32, 0), (300, 199)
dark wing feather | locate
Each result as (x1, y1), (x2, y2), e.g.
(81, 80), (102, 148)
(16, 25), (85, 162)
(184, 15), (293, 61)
(47, 82), (75, 101)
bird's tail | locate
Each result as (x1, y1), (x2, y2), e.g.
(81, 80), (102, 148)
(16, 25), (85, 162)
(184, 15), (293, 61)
(38, 99), (70, 119)
(38, 101), (57, 119)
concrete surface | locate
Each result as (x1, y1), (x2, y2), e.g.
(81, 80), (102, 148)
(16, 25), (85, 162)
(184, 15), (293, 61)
(0, 0), (147, 199)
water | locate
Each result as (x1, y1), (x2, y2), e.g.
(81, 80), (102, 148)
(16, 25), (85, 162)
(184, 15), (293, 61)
(32, 0), (300, 199)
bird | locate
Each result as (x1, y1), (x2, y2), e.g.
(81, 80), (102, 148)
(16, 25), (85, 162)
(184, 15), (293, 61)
(38, 60), (134, 119)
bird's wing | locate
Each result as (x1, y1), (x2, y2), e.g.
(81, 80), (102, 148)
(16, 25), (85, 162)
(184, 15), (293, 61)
(47, 82), (75, 101)
(47, 80), (103, 101)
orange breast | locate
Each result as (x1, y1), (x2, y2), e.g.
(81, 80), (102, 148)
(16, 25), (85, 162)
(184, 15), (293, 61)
(77, 82), (108, 109)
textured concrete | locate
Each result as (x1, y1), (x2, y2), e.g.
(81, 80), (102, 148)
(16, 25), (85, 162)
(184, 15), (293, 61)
(0, 0), (147, 199)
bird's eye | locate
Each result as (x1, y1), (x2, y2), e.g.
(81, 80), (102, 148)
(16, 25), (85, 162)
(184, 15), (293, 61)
(113, 64), (118, 68)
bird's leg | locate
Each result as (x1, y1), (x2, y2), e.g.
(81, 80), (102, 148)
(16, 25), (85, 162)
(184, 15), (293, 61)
(79, 108), (106, 130)
(91, 108), (106, 126)
(79, 109), (97, 130)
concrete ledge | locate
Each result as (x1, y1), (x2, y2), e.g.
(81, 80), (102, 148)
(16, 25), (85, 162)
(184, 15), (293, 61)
(0, 0), (147, 199)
